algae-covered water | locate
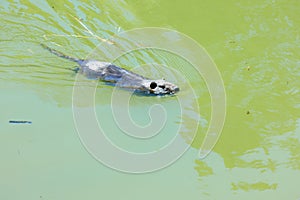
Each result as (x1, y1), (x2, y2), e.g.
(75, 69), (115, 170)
(1, 0), (300, 199)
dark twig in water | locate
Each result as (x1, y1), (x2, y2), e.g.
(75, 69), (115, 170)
(9, 120), (32, 124)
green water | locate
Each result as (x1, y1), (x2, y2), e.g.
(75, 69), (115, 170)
(1, 0), (300, 199)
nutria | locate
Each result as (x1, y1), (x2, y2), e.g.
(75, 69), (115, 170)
(41, 44), (179, 95)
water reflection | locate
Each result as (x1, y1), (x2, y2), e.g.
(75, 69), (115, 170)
(190, 0), (300, 196)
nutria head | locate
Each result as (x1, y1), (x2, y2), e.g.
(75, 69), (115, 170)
(142, 79), (179, 95)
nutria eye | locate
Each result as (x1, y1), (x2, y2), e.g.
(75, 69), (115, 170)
(150, 82), (157, 89)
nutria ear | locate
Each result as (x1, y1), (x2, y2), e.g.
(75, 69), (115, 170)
(150, 82), (157, 89)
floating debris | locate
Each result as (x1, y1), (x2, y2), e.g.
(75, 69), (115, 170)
(9, 120), (32, 124)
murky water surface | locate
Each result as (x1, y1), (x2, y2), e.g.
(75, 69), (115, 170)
(1, 0), (299, 199)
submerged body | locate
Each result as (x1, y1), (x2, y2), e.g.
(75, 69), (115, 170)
(41, 44), (179, 95)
